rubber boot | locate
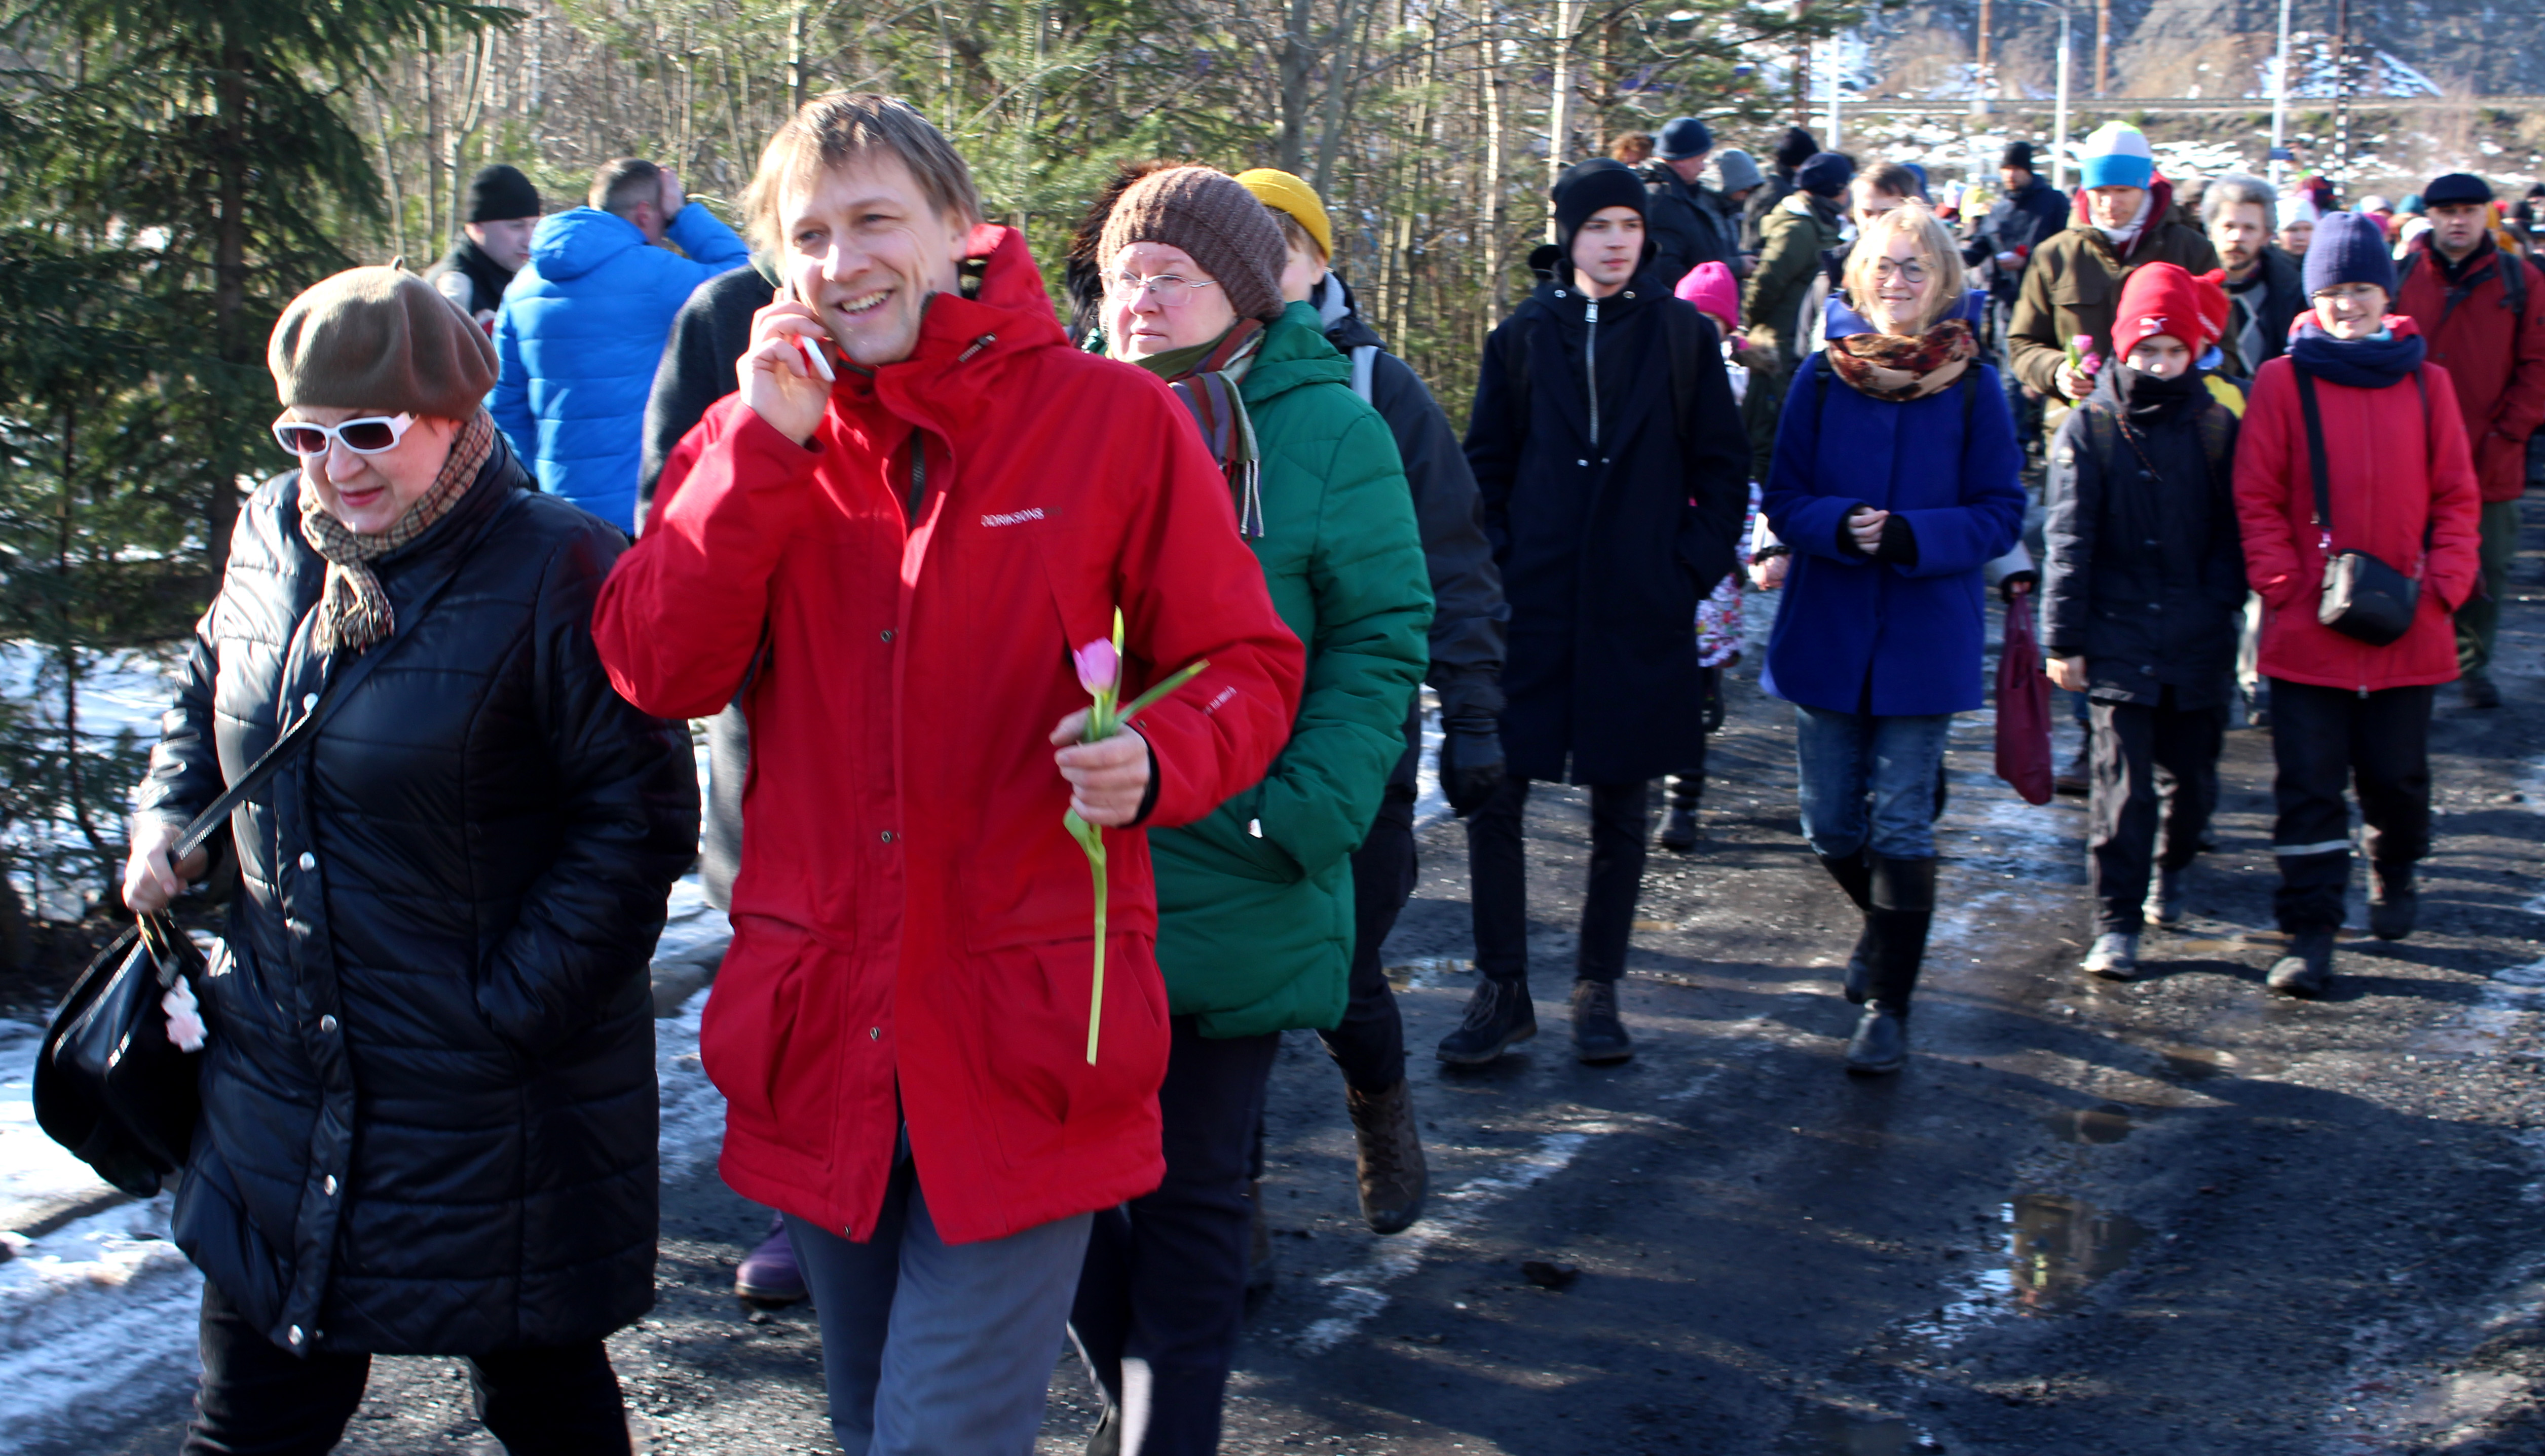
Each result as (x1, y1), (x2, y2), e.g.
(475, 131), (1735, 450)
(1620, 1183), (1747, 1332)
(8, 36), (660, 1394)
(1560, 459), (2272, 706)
(1346, 1080), (1429, 1234)
(1436, 976), (1537, 1065)
(1815, 849), (1876, 1004)
(1845, 854), (1935, 1076)
(2368, 861), (2419, 941)
(735, 1210), (806, 1307)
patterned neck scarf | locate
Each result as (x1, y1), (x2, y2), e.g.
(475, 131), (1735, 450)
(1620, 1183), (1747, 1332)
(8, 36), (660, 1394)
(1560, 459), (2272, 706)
(1135, 320), (1269, 538)
(1827, 318), (1977, 403)
(296, 410), (492, 655)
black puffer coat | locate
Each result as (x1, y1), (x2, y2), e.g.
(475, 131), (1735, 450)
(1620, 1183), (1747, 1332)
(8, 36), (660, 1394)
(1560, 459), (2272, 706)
(136, 431), (698, 1356)
(2041, 368), (2247, 708)
(1465, 254), (1749, 784)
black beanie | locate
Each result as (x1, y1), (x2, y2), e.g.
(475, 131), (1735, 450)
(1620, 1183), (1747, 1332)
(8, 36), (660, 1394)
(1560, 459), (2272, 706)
(2001, 140), (2036, 172)
(1552, 159), (1650, 256)
(465, 165), (542, 224)
(1795, 151), (1856, 199)
(1774, 127), (1820, 171)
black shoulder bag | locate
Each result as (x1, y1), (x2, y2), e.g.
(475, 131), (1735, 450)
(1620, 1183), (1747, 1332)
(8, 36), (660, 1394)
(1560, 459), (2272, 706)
(2296, 367), (2428, 648)
(37, 496), (488, 1197)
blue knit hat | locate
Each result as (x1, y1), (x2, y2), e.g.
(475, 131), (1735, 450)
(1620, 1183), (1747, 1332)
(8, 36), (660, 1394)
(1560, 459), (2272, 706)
(1657, 117), (1712, 162)
(2078, 122), (2155, 190)
(2303, 212), (2399, 297)
(1796, 151), (1855, 199)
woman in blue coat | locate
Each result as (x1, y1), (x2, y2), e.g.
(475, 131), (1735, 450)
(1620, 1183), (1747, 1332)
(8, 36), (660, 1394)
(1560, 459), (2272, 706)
(1762, 203), (2026, 1075)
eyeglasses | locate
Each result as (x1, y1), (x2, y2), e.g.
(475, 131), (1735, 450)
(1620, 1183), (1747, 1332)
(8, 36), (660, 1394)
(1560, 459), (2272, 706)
(1104, 273), (1220, 306)
(271, 413), (418, 457)
(1870, 258), (1930, 285)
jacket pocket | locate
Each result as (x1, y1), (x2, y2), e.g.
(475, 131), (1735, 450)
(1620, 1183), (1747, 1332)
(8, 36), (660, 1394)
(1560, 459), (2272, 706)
(696, 923), (837, 1157)
(1157, 792), (1305, 888)
(2050, 263), (2113, 311)
(969, 935), (1170, 1170)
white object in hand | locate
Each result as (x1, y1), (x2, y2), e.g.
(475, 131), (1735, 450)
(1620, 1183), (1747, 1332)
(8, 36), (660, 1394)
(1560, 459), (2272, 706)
(163, 976), (207, 1052)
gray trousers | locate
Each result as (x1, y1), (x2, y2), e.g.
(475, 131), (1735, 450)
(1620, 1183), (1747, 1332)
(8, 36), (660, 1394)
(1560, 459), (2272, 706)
(787, 1158), (1093, 1455)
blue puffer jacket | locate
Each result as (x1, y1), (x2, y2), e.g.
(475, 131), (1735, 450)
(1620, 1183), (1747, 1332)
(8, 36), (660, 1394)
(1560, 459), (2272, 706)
(1760, 354), (2028, 716)
(492, 204), (751, 532)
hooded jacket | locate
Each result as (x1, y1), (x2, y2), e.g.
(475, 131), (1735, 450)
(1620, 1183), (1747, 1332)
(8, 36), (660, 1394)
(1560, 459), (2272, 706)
(2396, 236), (2545, 503)
(2041, 366), (2248, 707)
(1465, 255), (1749, 783)
(1313, 273), (1508, 786)
(2007, 177), (2222, 398)
(1745, 190), (1844, 367)
(2234, 320), (2485, 691)
(593, 227), (1305, 1245)
(135, 434), (698, 1357)
(492, 204), (753, 533)
(1148, 302), (1432, 1038)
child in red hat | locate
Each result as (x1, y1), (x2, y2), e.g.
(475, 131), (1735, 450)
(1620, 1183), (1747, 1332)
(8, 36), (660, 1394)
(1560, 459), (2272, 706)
(2039, 261), (2249, 979)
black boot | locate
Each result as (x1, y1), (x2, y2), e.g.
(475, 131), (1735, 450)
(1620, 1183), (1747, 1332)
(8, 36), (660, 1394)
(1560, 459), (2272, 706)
(1436, 976), (1536, 1065)
(1346, 1080), (1429, 1233)
(2369, 861), (2419, 941)
(1659, 776), (1699, 851)
(2267, 930), (2336, 998)
(1846, 854), (1935, 1076)
(1815, 849), (1876, 1004)
(1569, 978), (1633, 1064)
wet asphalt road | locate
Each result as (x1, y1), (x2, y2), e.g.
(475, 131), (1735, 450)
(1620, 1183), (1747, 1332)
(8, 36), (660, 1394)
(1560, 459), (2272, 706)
(36, 507), (2545, 1455)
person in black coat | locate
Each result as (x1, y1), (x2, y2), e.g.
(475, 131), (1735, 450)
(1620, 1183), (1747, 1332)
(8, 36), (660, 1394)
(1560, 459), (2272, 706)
(1245, 168), (1510, 1238)
(1441, 159), (1748, 1069)
(1640, 116), (1736, 291)
(2041, 263), (2244, 981)
(425, 164), (543, 324)
(123, 267), (697, 1453)
(1963, 142), (2073, 454)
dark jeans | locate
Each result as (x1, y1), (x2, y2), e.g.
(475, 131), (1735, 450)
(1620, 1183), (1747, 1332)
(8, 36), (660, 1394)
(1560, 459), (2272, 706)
(1322, 787), (1413, 1093)
(1466, 775), (1652, 986)
(182, 1279), (628, 1455)
(2087, 692), (2226, 933)
(1071, 1016), (1281, 1456)
(2266, 677), (2435, 933)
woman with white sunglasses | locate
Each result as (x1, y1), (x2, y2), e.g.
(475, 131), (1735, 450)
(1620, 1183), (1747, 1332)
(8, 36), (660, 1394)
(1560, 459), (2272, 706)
(122, 265), (697, 1454)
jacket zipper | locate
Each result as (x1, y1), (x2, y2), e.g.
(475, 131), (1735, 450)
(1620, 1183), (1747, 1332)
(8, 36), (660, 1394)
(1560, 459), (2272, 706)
(1584, 296), (1600, 447)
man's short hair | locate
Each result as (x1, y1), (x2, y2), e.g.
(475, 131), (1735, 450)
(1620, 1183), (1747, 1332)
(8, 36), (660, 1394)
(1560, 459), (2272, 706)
(1855, 162), (1922, 204)
(745, 92), (984, 255)
(1842, 203), (1965, 337)
(2204, 174), (2278, 231)
(590, 158), (662, 218)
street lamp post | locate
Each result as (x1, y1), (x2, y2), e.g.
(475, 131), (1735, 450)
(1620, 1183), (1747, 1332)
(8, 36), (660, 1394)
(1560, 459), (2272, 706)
(2014, 0), (2073, 193)
(2269, 0), (2294, 187)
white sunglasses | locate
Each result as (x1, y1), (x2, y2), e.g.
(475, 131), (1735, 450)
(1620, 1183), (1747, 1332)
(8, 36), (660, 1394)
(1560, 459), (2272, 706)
(271, 413), (418, 457)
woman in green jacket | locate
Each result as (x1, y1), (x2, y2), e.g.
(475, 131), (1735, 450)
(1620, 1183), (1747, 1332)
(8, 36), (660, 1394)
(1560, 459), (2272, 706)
(1069, 165), (1433, 1455)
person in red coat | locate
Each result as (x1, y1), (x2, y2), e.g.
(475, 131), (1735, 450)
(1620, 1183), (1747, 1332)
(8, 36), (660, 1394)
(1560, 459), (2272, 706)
(2394, 172), (2545, 708)
(2235, 211), (2483, 999)
(591, 94), (1304, 1456)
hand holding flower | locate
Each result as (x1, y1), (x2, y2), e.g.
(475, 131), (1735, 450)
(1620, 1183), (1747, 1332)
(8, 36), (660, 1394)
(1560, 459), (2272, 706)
(1050, 712), (1150, 826)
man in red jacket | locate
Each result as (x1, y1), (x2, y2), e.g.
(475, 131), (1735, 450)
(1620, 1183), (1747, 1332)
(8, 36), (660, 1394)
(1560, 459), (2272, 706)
(2396, 172), (2545, 709)
(592, 94), (1303, 1455)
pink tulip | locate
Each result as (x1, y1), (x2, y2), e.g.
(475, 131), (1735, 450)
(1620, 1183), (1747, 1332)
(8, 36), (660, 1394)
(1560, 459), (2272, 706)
(1074, 639), (1119, 696)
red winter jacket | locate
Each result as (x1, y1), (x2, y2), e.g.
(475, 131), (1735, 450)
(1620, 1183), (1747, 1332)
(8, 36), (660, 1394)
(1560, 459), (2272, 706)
(2235, 329), (2484, 692)
(2396, 238), (2545, 503)
(592, 227), (1304, 1245)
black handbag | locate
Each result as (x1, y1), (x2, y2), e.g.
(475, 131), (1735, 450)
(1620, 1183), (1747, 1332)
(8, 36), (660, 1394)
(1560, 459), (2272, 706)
(2296, 367), (2430, 648)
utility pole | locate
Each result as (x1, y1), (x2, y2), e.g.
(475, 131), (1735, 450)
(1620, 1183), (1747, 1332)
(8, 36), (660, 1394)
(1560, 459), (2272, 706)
(2333, 0), (2352, 196)
(2268, 0), (2293, 187)
(1974, 0), (1992, 116)
(2093, 0), (2110, 96)
(1823, 34), (1842, 149)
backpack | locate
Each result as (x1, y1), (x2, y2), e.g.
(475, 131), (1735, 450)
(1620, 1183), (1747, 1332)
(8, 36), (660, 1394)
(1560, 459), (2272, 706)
(2398, 244), (2530, 326)
(1349, 343), (1379, 404)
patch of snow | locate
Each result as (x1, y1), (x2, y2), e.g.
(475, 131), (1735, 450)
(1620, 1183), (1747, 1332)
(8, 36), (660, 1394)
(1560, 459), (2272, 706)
(657, 986), (726, 1181)
(0, 1021), (118, 1233)
(0, 1196), (201, 1453)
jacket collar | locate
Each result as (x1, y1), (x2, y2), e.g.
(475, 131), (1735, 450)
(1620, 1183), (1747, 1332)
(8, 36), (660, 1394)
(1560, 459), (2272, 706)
(1243, 301), (1353, 406)
(834, 225), (1068, 435)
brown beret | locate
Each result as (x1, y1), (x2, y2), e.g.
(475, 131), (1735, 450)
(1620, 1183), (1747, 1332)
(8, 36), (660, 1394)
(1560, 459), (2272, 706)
(1097, 167), (1287, 325)
(268, 266), (499, 422)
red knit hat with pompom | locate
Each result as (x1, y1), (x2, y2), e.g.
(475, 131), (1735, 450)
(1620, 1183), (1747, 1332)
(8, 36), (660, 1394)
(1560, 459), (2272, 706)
(2113, 262), (2229, 357)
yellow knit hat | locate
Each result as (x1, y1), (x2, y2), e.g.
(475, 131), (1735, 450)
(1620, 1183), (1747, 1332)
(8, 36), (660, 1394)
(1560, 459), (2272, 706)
(1233, 168), (1332, 261)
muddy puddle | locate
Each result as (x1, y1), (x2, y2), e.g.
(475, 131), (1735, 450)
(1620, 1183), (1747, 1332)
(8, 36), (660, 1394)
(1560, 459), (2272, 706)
(1384, 957), (1468, 991)
(2009, 1193), (2151, 1311)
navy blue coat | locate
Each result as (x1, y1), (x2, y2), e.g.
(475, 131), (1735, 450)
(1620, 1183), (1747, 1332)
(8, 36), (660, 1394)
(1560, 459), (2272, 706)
(1761, 356), (2029, 716)
(1465, 267), (1749, 783)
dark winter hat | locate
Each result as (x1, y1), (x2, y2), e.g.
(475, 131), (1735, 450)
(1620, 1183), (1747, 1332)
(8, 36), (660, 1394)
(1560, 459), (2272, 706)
(269, 266), (499, 422)
(1774, 126), (1820, 171)
(2423, 172), (2494, 209)
(2001, 140), (2037, 172)
(1656, 117), (1712, 162)
(463, 164), (541, 224)
(1714, 148), (1765, 195)
(1795, 151), (1856, 199)
(1551, 158), (1650, 254)
(1098, 165), (1288, 323)
(2302, 212), (2400, 298)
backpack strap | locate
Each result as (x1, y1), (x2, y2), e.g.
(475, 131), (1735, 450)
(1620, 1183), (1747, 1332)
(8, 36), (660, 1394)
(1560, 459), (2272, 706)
(1350, 344), (1378, 405)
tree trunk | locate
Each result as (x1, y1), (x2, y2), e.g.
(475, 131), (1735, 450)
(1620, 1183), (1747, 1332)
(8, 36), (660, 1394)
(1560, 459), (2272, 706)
(1279, 0), (1314, 175)
(208, 41), (251, 565)
(1484, 40), (1507, 321)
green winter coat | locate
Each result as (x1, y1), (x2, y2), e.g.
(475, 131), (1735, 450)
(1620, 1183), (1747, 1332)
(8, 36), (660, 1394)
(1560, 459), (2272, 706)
(1149, 301), (1434, 1038)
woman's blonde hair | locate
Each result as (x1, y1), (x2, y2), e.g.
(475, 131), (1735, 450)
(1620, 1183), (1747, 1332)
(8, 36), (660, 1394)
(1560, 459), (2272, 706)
(1842, 202), (1963, 335)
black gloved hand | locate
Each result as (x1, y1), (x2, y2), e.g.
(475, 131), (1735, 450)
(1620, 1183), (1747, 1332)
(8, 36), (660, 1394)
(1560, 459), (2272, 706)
(1439, 716), (1507, 818)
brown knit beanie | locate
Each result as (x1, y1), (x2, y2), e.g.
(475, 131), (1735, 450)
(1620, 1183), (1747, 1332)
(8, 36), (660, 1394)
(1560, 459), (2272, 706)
(269, 266), (499, 422)
(1097, 166), (1287, 324)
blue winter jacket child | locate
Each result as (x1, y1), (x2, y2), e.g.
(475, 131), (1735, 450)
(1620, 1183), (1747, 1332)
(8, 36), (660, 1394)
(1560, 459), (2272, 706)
(492, 204), (752, 532)
(1761, 354), (2028, 716)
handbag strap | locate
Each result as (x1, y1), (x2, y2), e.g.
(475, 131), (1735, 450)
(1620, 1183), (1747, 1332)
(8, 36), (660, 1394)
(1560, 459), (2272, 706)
(2295, 368), (2335, 553)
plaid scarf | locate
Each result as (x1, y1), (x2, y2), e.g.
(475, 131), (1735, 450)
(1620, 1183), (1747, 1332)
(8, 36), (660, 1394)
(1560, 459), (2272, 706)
(1827, 318), (1977, 403)
(296, 410), (492, 655)
(1137, 320), (1269, 538)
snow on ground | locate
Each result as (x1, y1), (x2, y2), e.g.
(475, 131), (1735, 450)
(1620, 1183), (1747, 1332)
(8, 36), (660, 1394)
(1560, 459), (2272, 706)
(1, 641), (188, 923)
(0, 1195), (199, 1451)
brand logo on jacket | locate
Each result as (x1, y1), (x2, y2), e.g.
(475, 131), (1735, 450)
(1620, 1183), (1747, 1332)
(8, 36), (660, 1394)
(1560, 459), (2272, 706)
(980, 508), (1046, 527)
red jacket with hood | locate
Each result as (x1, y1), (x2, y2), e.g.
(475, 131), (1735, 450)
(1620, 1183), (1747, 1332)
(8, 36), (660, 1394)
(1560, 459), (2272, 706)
(2396, 236), (2545, 503)
(2234, 318), (2484, 692)
(592, 227), (1305, 1245)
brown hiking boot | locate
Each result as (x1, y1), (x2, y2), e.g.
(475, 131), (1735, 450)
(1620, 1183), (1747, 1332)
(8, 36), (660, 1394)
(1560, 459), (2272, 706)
(1346, 1080), (1430, 1234)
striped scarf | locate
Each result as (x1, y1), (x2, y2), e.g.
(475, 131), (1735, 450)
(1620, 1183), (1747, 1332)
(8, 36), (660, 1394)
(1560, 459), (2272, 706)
(296, 410), (492, 655)
(1137, 320), (1269, 538)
